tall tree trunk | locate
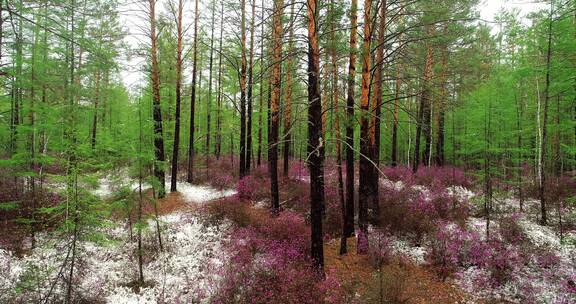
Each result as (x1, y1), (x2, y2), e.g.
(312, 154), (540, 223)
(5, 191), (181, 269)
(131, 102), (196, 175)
(435, 26), (448, 166)
(239, 0), (248, 177)
(283, 0), (295, 176)
(91, 69), (101, 150)
(170, 0), (183, 192)
(206, 0), (215, 157)
(246, 0), (256, 173)
(328, 0), (345, 255)
(391, 61), (400, 166)
(270, 0), (284, 212)
(187, 0), (199, 183)
(344, 0), (357, 239)
(369, 0), (386, 224)
(540, 3), (553, 226)
(150, 0), (166, 197)
(215, 0), (224, 159)
(413, 35), (433, 173)
(257, 0), (265, 167)
(515, 93), (524, 211)
(307, 0), (324, 273)
(358, 0), (373, 254)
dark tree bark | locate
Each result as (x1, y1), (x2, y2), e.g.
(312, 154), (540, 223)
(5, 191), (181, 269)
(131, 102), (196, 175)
(344, 0), (358, 239)
(435, 26), (448, 166)
(170, 0), (183, 192)
(150, 0), (166, 197)
(206, 0), (216, 161)
(369, 0), (386, 224)
(307, 0), (325, 273)
(358, 0), (373, 254)
(246, 0), (256, 173)
(91, 69), (100, 150)
(269, 0), (283, 212)
(239, 0), (248, 177)
(283, 0), (295, 177)
(413, 36), (433, 173)
(391, 61), (400, 167)
(187, 0), (199, 183)
(540, 3), (553, 226)
(215, 1), (224, 159)
(257, 0), (265, 167)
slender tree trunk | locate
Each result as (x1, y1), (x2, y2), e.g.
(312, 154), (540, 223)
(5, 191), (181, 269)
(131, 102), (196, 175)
(91, 69), (101, 150)
(358, 0), (373, 254)
(435, 27), (448, 166)
(269, 0), (283, 212)
(149, 0), (166, 197)
(344, 0), (357, 239)
(170, 0), (184, 192)
(239, 0), (248, 177)
(137, 97), (145, 286)
(515, 93), (524, 211)
(257, 0), (265, 167)
(206, 0), (215, 158)
(187, 0), (199, 183)
(369, 0), (386, 224)
(413, 36), (433, 173)
(282, 0), (295, 177)
(215, 1), (224, 159)
(246, 0), (256, 174)
(392, 61), (400, 166)
(554, 95), (561, 176)
(540, 3), (553, 226)
(307, 0), (324, 273)
(327, 0), (345, 255)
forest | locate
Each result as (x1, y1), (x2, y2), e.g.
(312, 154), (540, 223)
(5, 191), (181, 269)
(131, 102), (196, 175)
(0, 0), (575, 303)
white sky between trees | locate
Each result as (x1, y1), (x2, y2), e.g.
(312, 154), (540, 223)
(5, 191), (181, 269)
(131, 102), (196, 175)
(117, 0), (546, 93)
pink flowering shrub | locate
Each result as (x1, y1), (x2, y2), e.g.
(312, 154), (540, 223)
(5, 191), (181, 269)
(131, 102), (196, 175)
(382, 166), (414, 184)
(288, 161), (307, 180)
(499, 213), (526, 245)
(378, 186), (431, 239)
(211, 173), (234, 190)
(378, 185), (470, 240)
(428, 223), (524, 286)
(211, 210), (344, 304)
(427, 223), (466, 280)
(368, 228), (392, 268)
(414, 165), (471, 188)
(236, 176), (258, 200)
(357, 230), (369, 254)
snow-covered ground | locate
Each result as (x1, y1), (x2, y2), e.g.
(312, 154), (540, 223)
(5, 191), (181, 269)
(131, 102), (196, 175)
(0, 177), (236, 303)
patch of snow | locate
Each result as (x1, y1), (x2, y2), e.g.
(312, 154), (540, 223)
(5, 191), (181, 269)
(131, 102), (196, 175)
(172, 182), (236, 204)
(379, 178), (405, 191)
(447, 186), (475, 203)
(466, 217), (500, 241)
(518, 217), (560, 248)
(390, 238), (426, 265)
(410, 185), (431, 200)
(254, 200), (269, 209)
(1, 212), (229, 303)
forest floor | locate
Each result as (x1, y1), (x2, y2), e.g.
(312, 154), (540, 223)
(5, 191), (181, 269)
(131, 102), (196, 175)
(1, 160), (575, 303)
